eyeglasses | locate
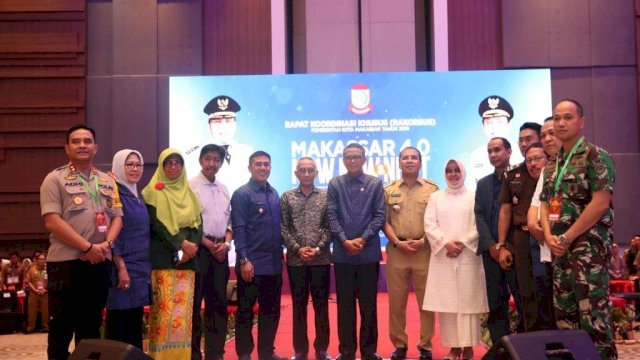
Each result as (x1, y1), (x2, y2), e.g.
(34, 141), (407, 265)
(525, 155), (546, 164)
(209, 115), (236, 124)
(344, 155), (363, 162)
(163, 160), (183, 168)
(124, 162), (142, 170)
(296, 168), (316, 174)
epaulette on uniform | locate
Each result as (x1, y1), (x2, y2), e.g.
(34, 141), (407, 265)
(423, 178), (438, 187)
(384, 179), (400, 189)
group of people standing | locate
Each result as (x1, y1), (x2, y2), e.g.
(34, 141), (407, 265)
(38, 97), (617, 360)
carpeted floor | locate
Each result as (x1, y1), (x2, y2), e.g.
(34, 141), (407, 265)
(2, 293), (640, 359)
(223, 293), (488, 359)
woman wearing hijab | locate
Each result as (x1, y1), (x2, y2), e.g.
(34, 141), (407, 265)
(105, 149), (151, 349)
(142, 148), (202, 360)
(423, 159), (488, 360)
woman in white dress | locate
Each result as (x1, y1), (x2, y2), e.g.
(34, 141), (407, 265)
(423, 159), (488, 360)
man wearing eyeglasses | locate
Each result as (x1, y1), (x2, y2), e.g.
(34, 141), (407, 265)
(280, 157), (332, 360)
(496, 122), (543, 332)
(185, 95), (254, 195)
(468, 95), (515, 186)
(526, 117), (564, 331)
(327, 143), (386, 360)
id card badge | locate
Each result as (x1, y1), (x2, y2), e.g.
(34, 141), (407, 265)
(548, 196), (562, 222)
(95, 211), (107, 233)
(7, 275), (19, 285)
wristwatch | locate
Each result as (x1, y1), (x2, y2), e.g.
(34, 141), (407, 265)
(393, 240), (400, 248)
(495, 243), (505, 251)
(559, 234), (569, 245)
(239, 258), (250, 265)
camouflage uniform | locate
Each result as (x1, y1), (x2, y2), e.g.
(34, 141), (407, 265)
(541, 138), (616, 359)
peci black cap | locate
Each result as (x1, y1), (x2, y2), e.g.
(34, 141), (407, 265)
(203, 95), (241, 117)
(478, 95), (514, 120)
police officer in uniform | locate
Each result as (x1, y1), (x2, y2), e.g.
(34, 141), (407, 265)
(496, 122), (542, 332)
(540, 99), (617, 359)
(468, 95), (514, 185)
(185, 95), (254, 196)
(40, 124), (123, 359)
(383, 147), (438, 360)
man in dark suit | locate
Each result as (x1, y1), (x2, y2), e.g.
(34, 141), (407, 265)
(474, 137), (524, 344)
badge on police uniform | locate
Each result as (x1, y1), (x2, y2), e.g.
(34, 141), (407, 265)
(95, 211), (107, 233)
(73, 196), (83, 205)
(548, 197), (562, 222)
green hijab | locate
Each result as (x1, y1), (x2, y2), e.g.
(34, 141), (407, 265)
(141, 148), (202, 235)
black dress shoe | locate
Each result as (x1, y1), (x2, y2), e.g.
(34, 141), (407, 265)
(291, 354), (308, 360)
(362, 353), (382, 360)
(261, 354), (287, 360)
(391, 347), (407, 360)
(418, 348), (433, 360)
(335, 353), (354, 360)
(315, 351), (331, 360)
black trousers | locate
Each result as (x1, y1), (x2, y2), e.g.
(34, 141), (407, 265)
(192, 250), (230, 360)
(287, 264), (330, 355)
(235, 273), (282, 359)
(513, 229), (556, 331)
(481, 250), (525, 344)
(334, 262), (379, 358)
(106, 307), (144, 349)
(47, 260), (111, 360)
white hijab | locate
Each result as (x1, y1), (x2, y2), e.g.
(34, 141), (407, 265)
(111, 149), (144, 198)
(444, 158), (466, 191)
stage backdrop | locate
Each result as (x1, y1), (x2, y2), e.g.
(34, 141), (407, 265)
(170, 69), (552, 248)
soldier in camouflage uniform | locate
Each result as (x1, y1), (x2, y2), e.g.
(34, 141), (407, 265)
(540, 99), (617, 359)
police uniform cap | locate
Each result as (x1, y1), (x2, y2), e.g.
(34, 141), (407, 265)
(203, 95), (241, 117)
(478, 95), (514, 120)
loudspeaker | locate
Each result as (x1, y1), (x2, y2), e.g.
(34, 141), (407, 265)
(482, 329), (600, 360)
(70, 339), (152, 360)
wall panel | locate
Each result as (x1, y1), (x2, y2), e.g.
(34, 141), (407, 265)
(203, 0), (272, 75)
(447, 0), (501, 70)
(0, 1), (86, 246)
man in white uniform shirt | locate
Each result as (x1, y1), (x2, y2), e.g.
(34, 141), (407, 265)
(468, 95), (515, 185)
(189, 144), (233, 360)
(185, 95), (253, 195)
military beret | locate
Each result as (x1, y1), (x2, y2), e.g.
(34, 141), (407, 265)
(203, 95), (241, 117)
(478, 95), (513, 120)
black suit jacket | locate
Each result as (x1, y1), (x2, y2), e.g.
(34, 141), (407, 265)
(475, 172), (499, 255)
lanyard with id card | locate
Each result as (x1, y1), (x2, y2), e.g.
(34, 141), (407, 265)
(78, 173), (108, 233)
(548, 136), (584, 222)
